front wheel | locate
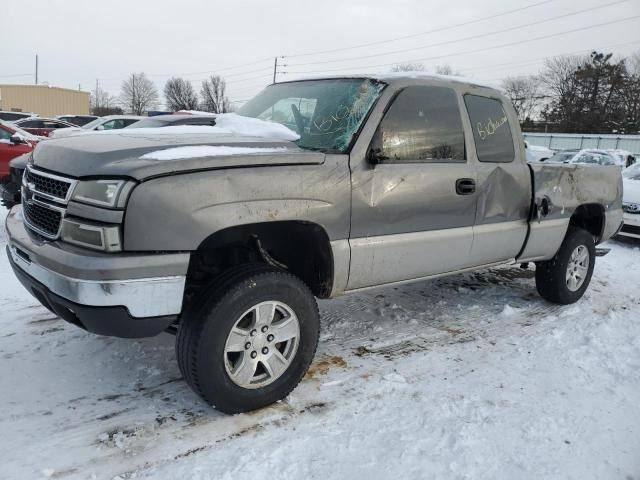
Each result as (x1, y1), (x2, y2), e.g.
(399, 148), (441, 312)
(535, 226), (595, 304)
(176, 265), (319, 413)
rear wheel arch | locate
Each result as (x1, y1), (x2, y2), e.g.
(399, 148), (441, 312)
(569, 203), (605, 244)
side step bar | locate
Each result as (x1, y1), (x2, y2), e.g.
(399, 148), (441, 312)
(595, 248), (611, 257)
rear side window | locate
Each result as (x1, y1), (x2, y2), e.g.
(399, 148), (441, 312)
(372, 86), (465, 163)
(464, 95), (514, 163)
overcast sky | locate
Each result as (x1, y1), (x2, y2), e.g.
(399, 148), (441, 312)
(1, 0), (638, 108)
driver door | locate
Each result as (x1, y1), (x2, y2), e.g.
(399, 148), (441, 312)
(347, 85), (477, 290)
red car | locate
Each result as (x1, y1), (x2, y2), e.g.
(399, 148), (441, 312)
(13, 117), (77, 137)
(0, 120), (39, 177)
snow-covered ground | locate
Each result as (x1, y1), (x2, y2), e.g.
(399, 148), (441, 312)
(1, 209), (639, 480)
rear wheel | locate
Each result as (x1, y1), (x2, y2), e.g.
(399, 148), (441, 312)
(176, 265), (319, 413)
(535, 227), (595, 304)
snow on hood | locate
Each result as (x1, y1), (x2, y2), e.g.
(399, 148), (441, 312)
(623, 178), (640, 204)
(140, 145), (290, 161)
(83, 114), (300, 142)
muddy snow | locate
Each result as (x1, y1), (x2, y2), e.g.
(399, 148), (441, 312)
(1, 209), (639, 479)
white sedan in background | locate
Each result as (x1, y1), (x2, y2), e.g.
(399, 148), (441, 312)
(524, 141), (554, 162)
(49, 115), (144, 139)
(545, 149), (618, 166)
(619, 163), (640, 239)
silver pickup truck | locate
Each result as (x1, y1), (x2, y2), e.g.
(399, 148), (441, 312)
(5, 74), (623, 413)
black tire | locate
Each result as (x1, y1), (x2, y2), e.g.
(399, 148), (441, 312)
(176, 264), (319, 413)
(535, 226), (595, 304)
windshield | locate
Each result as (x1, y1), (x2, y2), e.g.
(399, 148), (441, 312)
(237, 78), (384, 152)
(81, 117), (105, 130)
(547, 151), (577, 163)
(623, 163), (640, 180)
(0, 120), (39, 141)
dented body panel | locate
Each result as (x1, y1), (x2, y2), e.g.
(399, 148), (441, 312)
(6, 74), (624, 334)
(518, 163), (623, 262)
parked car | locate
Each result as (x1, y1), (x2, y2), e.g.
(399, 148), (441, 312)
(5, 74), (622, 414)
(619, 162), (640, 239)
(0, 120), (39, 207)
(546, 149), (617, 166)
(124, 114), (218, 129)
(0, 111), (37, 122)
(0, 120), (39, 177)
(607, 149), (636, 168)
(14, 117), (77, 137)
(56, 115), (99, 127)
(49, 115), (144, 138)
(524, 141), (554, 162)
(0, 153), (28, 209)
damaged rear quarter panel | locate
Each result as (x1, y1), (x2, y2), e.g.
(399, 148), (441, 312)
(518, 162), (623, 262)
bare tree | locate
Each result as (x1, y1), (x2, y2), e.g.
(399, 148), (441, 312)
(629, 51), (640, 76)
(120, 73), (158, 115)
(200, 75), (231, 113)
(434, 64), (462, 76)
(502, 75), (544, 123)
(164, 77), (199, 111)
(90, 85), (121, 116)
(391, 62), (425, 72)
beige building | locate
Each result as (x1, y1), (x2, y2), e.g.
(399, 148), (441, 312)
(0, 84), (90, 117)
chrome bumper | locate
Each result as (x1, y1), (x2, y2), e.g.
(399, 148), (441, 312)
(9, 245), (185, 317)
(6, 206), (189, 318)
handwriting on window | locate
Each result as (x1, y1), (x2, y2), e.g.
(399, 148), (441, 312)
(476, 114), (507, 140)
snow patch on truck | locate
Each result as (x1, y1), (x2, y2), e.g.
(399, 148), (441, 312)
(140, 146), (290, 161)
(91, 113), (300, 142)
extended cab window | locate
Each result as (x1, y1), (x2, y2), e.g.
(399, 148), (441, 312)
(372, 86), (465, 163)
(464, 95), (514, 163)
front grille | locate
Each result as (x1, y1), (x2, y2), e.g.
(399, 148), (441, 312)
(621, 223), (640, 236)
(23, 201), (62, 237)
(25, 168), (71, 200)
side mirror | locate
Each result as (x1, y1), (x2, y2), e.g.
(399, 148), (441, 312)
(96, 125), (105, 131)
(9, 134), (27, 145)
(367, 147), (389, 165)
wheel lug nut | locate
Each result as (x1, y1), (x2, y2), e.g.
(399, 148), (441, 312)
(261, 326), (268, 333)
(250, 351), (257, 359)
(267, 334), (274, 342)
(262, 347), (269, 355)
(250, 329), (257, 337)
(245, 342), (251, 350)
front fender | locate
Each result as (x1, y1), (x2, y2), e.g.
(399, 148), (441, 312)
(123, 158), (351, 251)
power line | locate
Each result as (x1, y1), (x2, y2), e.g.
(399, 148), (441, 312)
(281, 15), (640, 75)
(145, 57), (273, 78)
(284, 0), (631, 68)
(460, 40), (640, 75)
(283, 0), (558, 59)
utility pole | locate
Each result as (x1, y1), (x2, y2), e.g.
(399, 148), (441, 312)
(95, 79), (100, 110)
(273, 57), (278, 84)
(35, 54), (38, 85)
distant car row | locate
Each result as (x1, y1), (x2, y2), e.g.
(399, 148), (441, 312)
(0, 111), (99, 126)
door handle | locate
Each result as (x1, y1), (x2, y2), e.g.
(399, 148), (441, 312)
(455, 178), (476, 195)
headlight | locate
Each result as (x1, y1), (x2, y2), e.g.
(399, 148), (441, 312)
(71, 180), (135, 208)
(61, 218), (122, 252)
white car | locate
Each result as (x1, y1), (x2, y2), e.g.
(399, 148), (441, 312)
(49, 115), (144, 139)
(524, 141), (554, 162)
(607, 149), (636, 168)
(619, 163), (640, 239)
(545, 149), (617, 166)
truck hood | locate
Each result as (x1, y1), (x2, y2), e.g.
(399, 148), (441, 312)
(32, 131), (324, 180)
